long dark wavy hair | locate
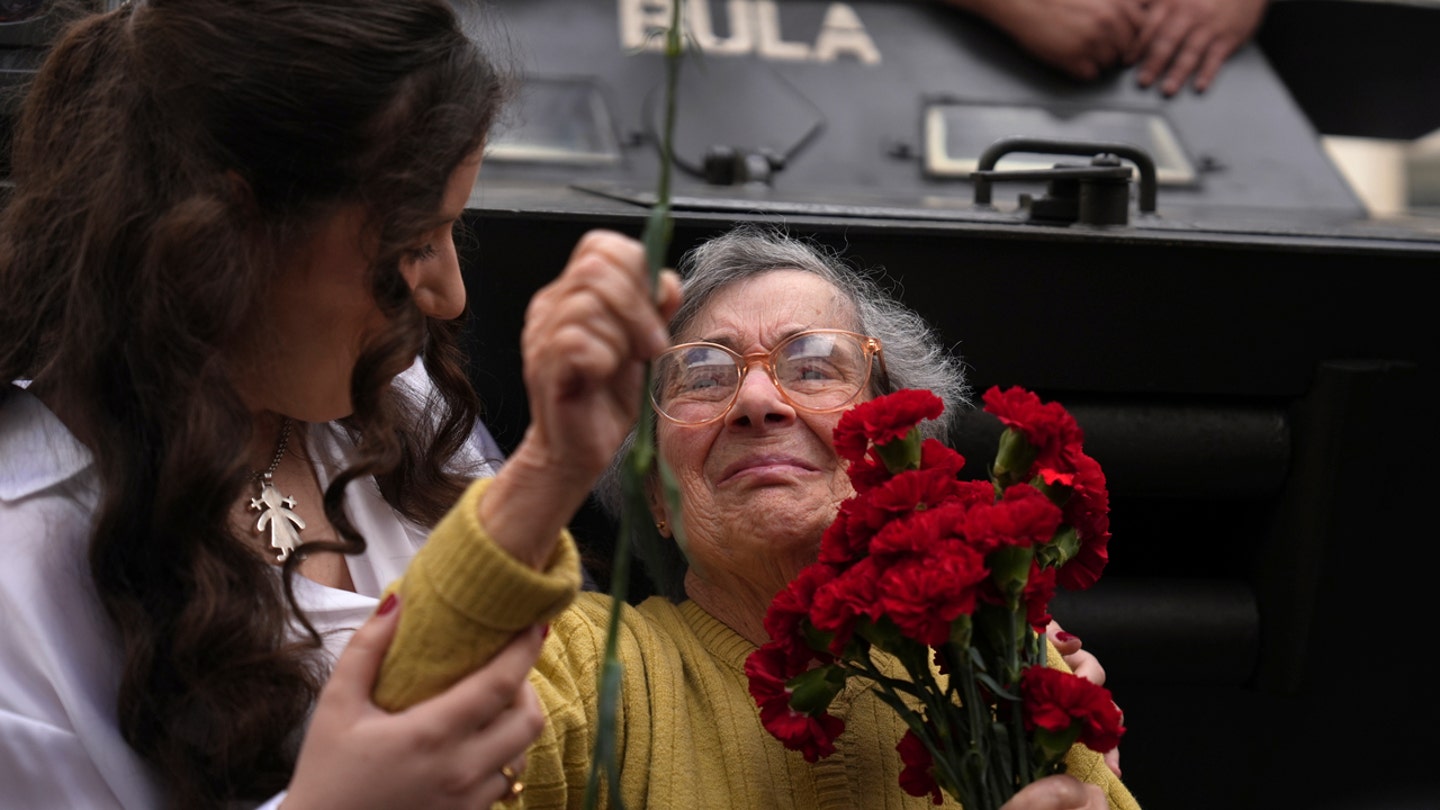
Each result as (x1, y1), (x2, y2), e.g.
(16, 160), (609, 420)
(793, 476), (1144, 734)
(0, 0), (510, 805)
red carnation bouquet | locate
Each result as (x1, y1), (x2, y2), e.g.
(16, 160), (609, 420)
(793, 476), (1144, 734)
(744, 386), (1123, 809)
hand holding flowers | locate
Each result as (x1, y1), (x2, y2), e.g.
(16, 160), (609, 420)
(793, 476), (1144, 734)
(746, 386), (1123, 809)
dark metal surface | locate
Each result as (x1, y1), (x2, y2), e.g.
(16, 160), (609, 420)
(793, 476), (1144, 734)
(473, 0), (1400, 230)
(1259, 0), (1440, 139)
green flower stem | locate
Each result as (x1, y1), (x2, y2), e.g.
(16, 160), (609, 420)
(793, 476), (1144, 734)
(1002, 605), (1027, 794)
(845, 628), (1049, 810)
(957, 647), (998, 809)
(857, 655), (968, 802)
(582, 5), (684, 809)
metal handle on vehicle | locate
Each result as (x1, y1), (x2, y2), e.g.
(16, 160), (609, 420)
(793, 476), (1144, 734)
(971, 137), (1158, 214)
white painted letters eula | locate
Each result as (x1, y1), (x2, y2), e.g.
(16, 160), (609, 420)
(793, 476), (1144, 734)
(619, 0), (882, 64)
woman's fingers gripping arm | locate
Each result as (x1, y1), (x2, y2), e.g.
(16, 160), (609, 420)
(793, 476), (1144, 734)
(284, 602), (547, 810)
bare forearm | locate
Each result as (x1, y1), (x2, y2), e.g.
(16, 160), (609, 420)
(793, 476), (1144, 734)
(476, 436), (598, 570)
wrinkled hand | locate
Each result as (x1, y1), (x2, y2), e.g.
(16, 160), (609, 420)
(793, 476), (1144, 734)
(1002, 774), (1108, 810)
(1127, 0), (1270, 94)
(284, 597), (546, 810)
(1048, 620), (1122, 778)
(480, 230), (682, 568)
(518, 230), (680, 484)
(954, 0), (1148, 81)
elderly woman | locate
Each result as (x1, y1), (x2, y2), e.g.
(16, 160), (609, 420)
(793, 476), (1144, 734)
(373, 226), (1137, 809)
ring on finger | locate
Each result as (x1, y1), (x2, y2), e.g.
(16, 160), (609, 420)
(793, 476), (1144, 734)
(500, 764), (525, 801)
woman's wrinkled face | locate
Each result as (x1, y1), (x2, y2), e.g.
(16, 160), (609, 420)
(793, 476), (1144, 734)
(233, 149), (482, 422)
(654, 269), (867, 593)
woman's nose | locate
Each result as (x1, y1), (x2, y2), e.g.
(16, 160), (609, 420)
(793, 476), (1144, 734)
(410, 240), (466, 320)
(725, 364), (796, 427)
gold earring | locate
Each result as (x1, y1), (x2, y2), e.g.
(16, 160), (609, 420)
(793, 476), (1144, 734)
(656, 520), (668, 535)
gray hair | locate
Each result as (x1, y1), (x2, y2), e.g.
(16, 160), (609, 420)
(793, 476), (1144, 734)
(595, 224), (970, 601)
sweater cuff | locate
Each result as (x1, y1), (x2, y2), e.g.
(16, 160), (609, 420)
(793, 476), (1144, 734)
(371, 477), (582, 711)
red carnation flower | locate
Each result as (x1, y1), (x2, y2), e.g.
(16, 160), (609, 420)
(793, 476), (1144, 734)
(960, 484), (1064, 556)
(952, 479), (1001, 509)
(844, 454), (892, 494)
(896, 729), (944, 805)
(876, 545), (987, 646)
(746, 645), (847, 762)
(763, 563), (841, 669)
(810, 557), (885, 652)
(757, 697), (846, 761)
(869, 505), (957, 556)
(1020, 666), (1126, 753)
(745, 644), (795, 726)
(982, 386), (1084, 474)
(818, 497), (875, 565)
(1057, 451), (1110, 591)
(919, 438), (967, 477)
(745, 643), (791, 702)
(1022, 561), (1057, 632)
(833, 389), (944, 465)
(867, 466), (964, 522)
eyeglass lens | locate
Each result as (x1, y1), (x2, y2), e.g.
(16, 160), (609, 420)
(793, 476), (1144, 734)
(652, 331), (871, 424)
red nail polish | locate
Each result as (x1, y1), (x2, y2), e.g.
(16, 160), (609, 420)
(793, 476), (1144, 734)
(377, 593), (398, 616)
(1055, 631), (1077, 642)
(541, 624), (550, 640)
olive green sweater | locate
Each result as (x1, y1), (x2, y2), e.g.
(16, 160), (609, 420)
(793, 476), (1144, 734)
(374, 478), (1141, 810)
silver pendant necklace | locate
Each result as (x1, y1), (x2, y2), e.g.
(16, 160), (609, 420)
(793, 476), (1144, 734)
(248, 418), (306, 562)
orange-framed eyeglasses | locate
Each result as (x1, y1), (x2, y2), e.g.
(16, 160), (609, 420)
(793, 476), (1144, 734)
(650, 328), (887, 426)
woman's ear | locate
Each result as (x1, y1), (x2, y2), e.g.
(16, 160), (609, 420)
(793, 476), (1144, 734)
(644, 474), (671, 538)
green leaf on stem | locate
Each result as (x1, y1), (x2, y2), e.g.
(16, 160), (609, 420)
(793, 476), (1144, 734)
(855, 615), (907, 655)
(787, 665), (848, 714)
(1043, 524), (1080, 568)
(583, 656), (625, 807)
(988, 544), (1034, 600)
(876, 427), (923, 473)
(801, 621), (845, 658)
(1032, 725), (1081, 769)
(949, 613), (974, 649)
(991, 428), (1038, 489)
